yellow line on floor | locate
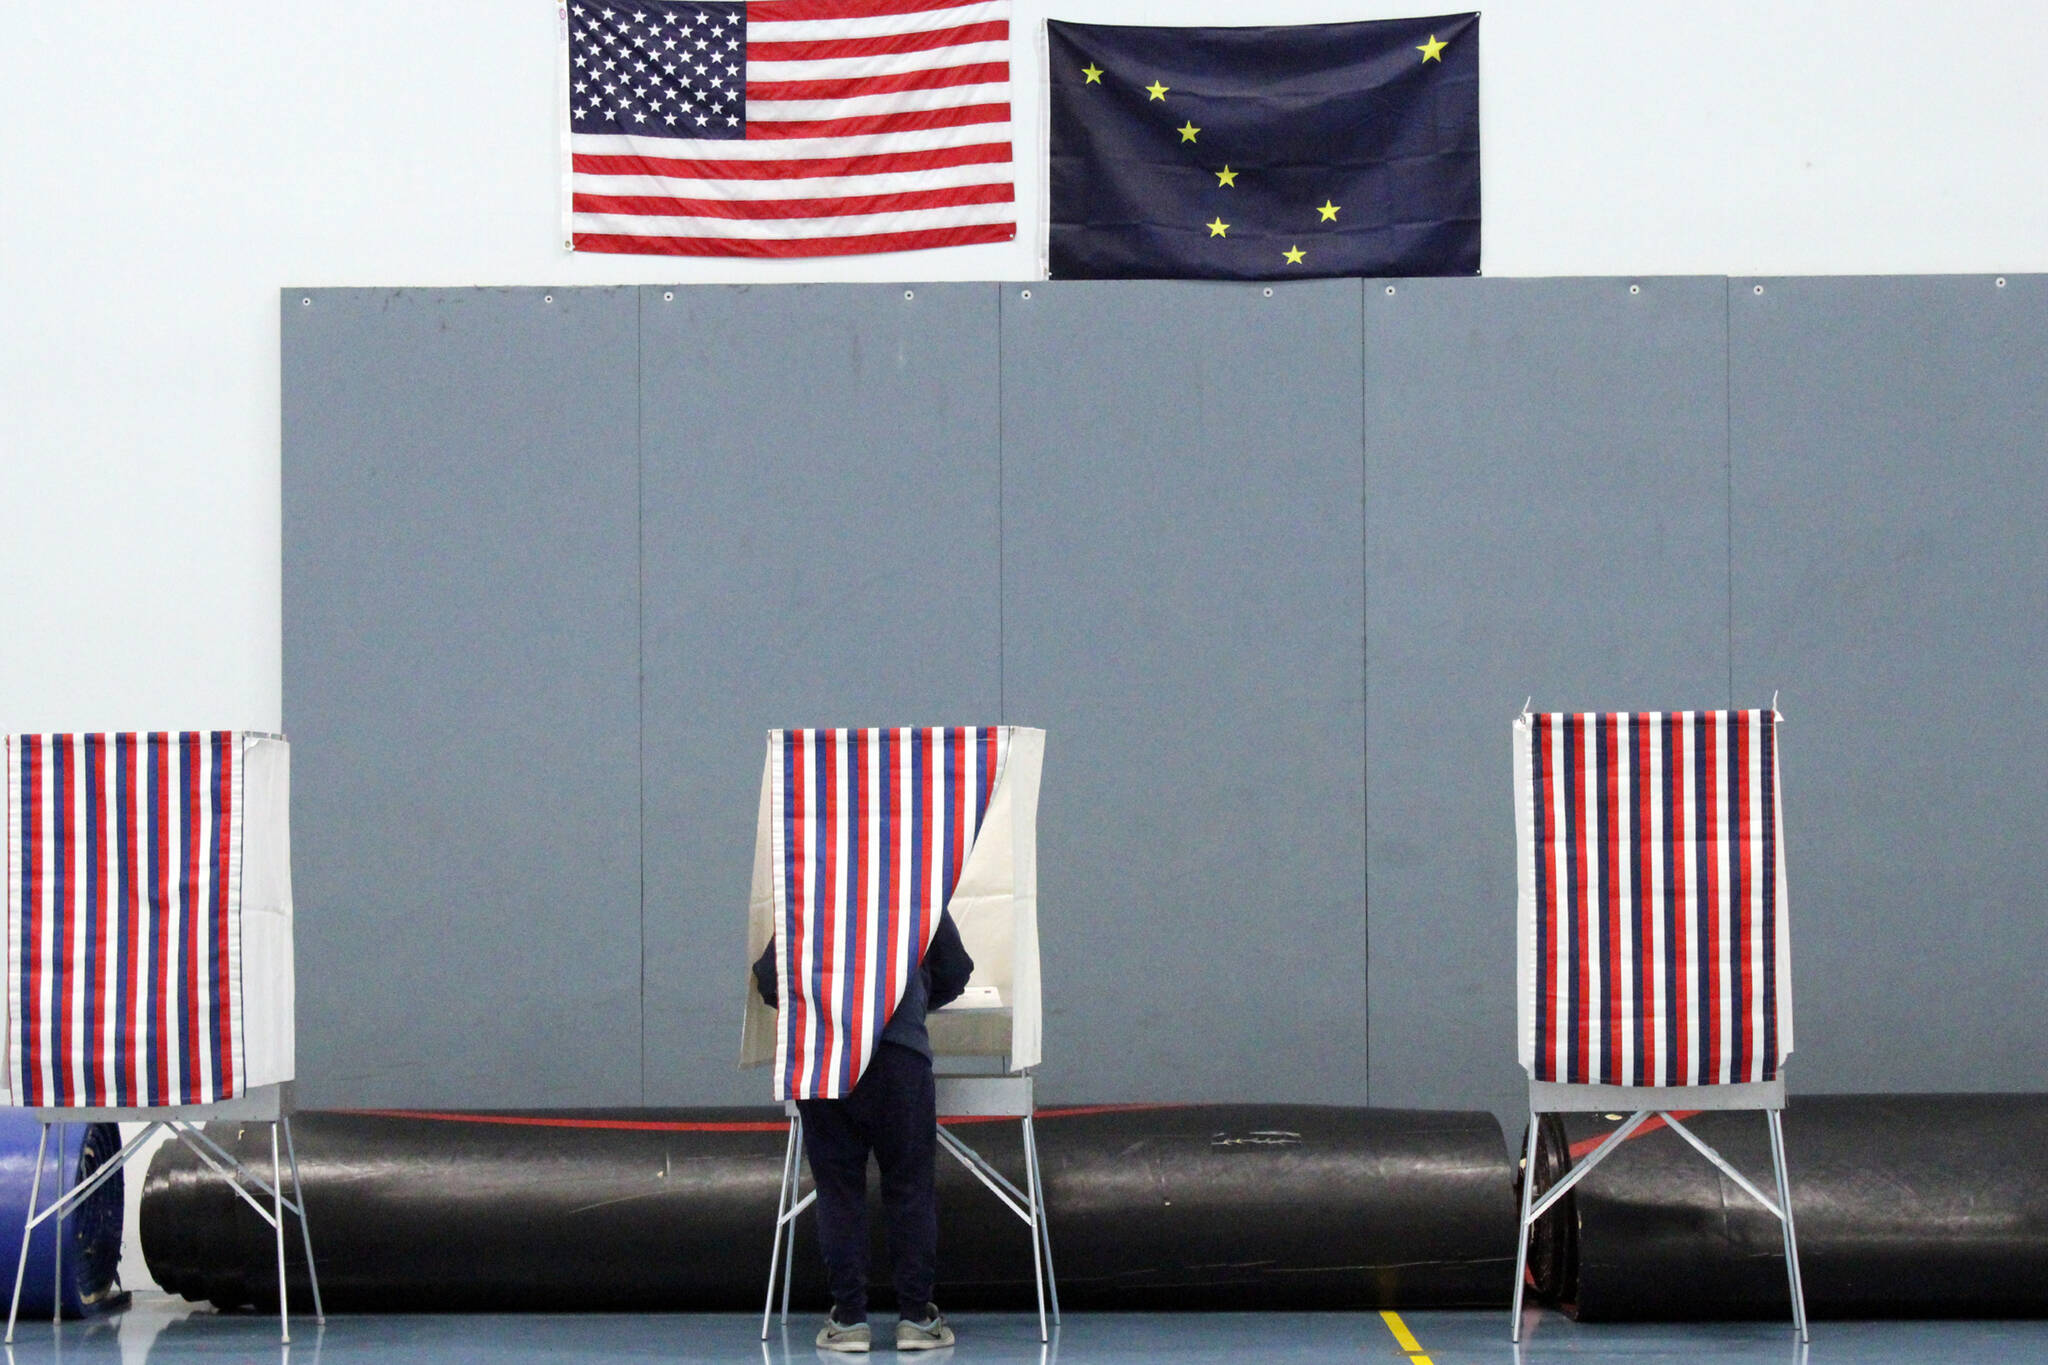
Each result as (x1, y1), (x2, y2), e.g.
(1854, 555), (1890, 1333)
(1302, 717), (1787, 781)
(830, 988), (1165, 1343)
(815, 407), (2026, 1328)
(1378, 1309), (1433, 1363)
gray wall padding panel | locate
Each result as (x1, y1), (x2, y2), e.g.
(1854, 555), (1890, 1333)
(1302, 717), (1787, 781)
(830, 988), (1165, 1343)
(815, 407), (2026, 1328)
(282, 287), (643, 1107)
(1730, 275), (2048, 1094)
(281, 276), (2048, 1115)
(1363, 278), (1733, 1129)
(1000, 280), (1368, 1103)
(638, 284), (1002, 1104)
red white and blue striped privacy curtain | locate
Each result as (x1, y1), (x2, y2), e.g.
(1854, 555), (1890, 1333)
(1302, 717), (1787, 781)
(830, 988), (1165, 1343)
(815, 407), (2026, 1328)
(1515, 710), (1792, 1087)
(771, 726), (1006, 1100)
(7, 733), (249, 1107)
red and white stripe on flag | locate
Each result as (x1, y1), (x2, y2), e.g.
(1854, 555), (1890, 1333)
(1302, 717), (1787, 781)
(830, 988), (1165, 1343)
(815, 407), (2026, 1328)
(562, 0), (1015, 258)
(5, 733), (248, 1107)
(770, 727), (1006, 1100)
(1514, 710), (1793, 1088)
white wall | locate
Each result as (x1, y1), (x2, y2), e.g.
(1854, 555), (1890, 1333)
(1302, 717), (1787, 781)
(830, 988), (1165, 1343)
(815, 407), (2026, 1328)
(4, 0), (2046, 724)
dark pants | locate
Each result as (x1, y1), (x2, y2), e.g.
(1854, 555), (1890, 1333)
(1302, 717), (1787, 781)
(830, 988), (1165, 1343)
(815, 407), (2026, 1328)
(796, 1042), (938, 1323)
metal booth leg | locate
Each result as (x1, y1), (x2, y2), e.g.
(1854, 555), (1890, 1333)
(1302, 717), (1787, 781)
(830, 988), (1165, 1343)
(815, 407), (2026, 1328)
(1768, 1110), (1810, 1342)
(6, 1124), (51, 1343)
(761, 1116), (796, 1339)
(282, 1117), (326, 1323)
(48, 1122), (62, 1326)
(271, 1123), (292, 1344)
(1510, 1111), (1541, 1342)
(763, 1112), (803, 1339)
(1019, 1117), (1048, 1343)
(780, 1111), (802, 1326)
(1022, 1115), (1060, 1327)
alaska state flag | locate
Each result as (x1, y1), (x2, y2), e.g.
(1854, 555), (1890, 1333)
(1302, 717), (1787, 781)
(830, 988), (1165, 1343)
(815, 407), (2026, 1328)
(1046, 14), (1478, 280)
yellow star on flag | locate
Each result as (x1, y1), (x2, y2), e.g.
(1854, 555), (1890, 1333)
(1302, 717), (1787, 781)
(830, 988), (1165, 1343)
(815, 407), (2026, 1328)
(1145, 80), (1169, 101)
(1316, 200), (1341, 222)
(1417, 34), (1448, 62)
(1215, 165), (1237, 187)
(1207, 217), (1229, 238)
(1283, 245), (1306, 265)
(1178, 120), (1200, 143)
(1081, 63), (1103, 84)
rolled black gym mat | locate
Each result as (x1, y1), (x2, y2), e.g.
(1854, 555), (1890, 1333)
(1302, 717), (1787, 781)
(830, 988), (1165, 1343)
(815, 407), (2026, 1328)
(143, 1104), (1518, 1312)
(1539, 1094), (2048, 1319)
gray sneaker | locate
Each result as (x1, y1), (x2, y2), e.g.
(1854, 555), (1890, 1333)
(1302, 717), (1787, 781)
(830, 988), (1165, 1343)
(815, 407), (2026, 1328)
(816, 1311), (871, 1353)
(896, 1305), (954, 1351)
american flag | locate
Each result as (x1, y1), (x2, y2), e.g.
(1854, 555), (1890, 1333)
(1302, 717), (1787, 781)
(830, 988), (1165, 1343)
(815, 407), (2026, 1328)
(561, 0), (1015, 258)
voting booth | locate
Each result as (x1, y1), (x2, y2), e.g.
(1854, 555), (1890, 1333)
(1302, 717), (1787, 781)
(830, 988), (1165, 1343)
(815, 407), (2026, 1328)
(2, 733), (320, 1342)
(1510, 708), (1806, 1340)
(742, 726), (1055, 1338)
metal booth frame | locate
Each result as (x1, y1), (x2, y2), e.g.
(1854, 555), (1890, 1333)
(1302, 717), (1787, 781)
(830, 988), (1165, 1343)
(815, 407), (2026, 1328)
(763, 1068), (1060, 1343)
(5, 1083), (322, 1345)
(1510, 1078), (1807, 1342)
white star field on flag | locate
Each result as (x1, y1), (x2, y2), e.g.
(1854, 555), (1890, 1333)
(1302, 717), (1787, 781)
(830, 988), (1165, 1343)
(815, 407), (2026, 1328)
(569, 3), (747, 136)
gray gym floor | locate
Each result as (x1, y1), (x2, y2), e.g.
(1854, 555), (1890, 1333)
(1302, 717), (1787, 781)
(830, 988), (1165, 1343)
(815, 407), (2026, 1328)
(5, 1297), (2046, 1362)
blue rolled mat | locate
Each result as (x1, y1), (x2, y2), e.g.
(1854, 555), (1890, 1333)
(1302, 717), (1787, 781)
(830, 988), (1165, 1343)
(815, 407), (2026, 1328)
(0, 1115), (125, 1318)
